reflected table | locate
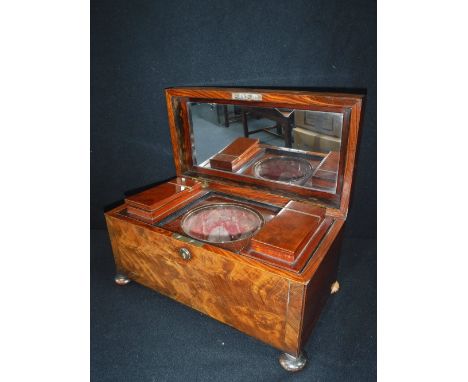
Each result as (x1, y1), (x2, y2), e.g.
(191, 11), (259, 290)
(240, 107), (295, 147)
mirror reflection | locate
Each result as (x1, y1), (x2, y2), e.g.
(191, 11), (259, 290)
(188, 102), (343, 193)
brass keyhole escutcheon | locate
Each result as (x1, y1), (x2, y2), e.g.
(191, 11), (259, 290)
(179, 247), (191, 260)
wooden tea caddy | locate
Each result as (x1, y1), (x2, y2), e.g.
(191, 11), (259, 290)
(105, 87), (363, 372)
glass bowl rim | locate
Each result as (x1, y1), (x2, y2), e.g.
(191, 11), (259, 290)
(253, 155), (313, 182)
(180, 202), (265, 244)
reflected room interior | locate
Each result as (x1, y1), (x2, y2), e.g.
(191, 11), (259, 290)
(188, 102), (344, 194)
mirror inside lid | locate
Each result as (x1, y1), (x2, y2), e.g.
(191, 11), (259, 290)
(190, 104), (343, 193)
(165, 88), (363, 209)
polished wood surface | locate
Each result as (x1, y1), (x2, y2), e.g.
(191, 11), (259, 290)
(125, 178), (202, 221)
(300, 227), (343, 348)
(209, 137), (261, 171)
(285, 200), (325, 217)
(243, 216), (334, 272)
(105, 87), (363, 360)
(106, 207), (345, 356)
(301, 151), (341, 191)
(126, 178), (201, 211)
(107, 213), (302, 355)
(212, 137), (259, 158)
(107, 198), (344, 283)
(120, 178), (334, 272)
(250, 208), (323, 261)
(165, 87), (363, 217)
(105, 200), (345, 356)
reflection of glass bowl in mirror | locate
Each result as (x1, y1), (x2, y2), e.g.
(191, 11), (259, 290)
(253, 156), (312, 184)
(181, 203), (264, 248)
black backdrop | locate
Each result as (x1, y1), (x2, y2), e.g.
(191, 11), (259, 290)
(91, 0), (376, 239)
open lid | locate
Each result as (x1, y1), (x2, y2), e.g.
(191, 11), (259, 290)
(165, 87), (363, 217)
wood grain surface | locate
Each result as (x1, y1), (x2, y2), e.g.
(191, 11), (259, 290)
(250, 208), (322, 261)
(105, 87), (362, 357)
(165, 87), (363, 218)
(106, 214), (308, 355)
(209, 137), (260, 171)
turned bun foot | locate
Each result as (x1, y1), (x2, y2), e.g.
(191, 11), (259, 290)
(330, 280), (340, 294)
(114, 273), (131, 285)
(278, 352), (307, 372)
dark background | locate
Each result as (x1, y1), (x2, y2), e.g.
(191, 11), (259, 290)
(91, 1), (376, 381)
(91, 0), (376, 239)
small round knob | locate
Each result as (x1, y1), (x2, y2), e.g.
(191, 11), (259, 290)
(330, 281), (340, 294)
(179, 247), (191, 260)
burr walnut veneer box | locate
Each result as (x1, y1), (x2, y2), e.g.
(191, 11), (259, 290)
(105, 87), (363, 372)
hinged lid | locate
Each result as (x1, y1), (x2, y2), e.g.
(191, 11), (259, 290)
(165, 87), (363, 217)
